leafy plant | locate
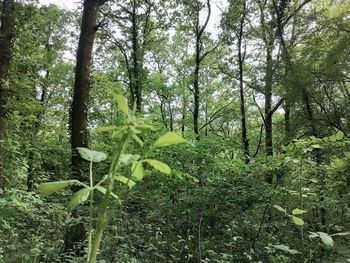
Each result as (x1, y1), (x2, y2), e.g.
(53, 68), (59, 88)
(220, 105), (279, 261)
(38, 95), (187, 262)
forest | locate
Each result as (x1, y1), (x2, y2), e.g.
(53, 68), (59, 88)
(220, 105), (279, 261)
(0, 0), (349, 262)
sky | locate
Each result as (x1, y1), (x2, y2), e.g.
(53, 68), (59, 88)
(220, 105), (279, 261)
(39, 0), (228, 35)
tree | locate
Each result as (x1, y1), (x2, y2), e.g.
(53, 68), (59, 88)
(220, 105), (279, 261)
(222, 0), (250, 163)
(71, 0), (106, 180)
(0, 0), (14, 189)
(68, 0), (107, 254)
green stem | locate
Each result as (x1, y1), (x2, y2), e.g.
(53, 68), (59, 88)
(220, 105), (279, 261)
(88, 133), (130, 263)
(87, 161), (94, 262)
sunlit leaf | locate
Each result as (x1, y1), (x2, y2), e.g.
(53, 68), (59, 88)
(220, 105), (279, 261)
(67, 188), (91, 211)
(318, 232), (334, 247)
(145, 159), (171, 174)
(273, 205), (287, 214)
(292, 216), (304, 226)
(154, 132), (187, 147)
(115, 94), (129, 114)
(292, 208), (307, 215)
(77, 147), (107, 163)
(38, 180), (79, 197)
(115, 175), (135, 189)
(132, 162), (144, 181)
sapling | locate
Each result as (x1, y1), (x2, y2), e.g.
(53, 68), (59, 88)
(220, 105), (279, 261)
(38, 95), (186, 262)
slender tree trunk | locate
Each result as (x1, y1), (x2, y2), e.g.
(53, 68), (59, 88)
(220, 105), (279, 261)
(302, 89), (326, 229)
(0, 0), (14, 189)
(168, 100), (173, 131)
(284, 99), (291, 140)
(131, 0), (142, 112)
(181, 95), (186, 135)
(193, 38), (200, 138)
(68, 0), (103, 254)
(237, 0), (250, 163)
(192, 0), (211, 140)
(264, 45), (274, 183)
(27, 82), (48, 191)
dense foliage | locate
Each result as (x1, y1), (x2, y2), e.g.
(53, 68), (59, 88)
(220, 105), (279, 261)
(0, 0), (349, 262)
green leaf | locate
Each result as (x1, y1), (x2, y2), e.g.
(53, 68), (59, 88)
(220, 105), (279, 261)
(331, 231), (350, 237)
(115, 175), (136, 189)
(273, 205), (287, 214)
(77, 147), (107, 163)
(145, 159), (171, 174)
(115, 94), (129, 114)
(154, 132), (187, 147)
(272, 244), (300, 254)
(119, 154), (140, 165)
(292, 208), (307, 215)
(335, 130), (344, 140)
(292, 216), (304, 226)
(132, 134), (144, 147)
(38, 180), (79, 197)
(67, 188), (91, 211)
(95, 186), (121, 204)
(132, 162), (144, 181)
(96, 125), (118, 132)
(311, 144), (321, 149)
(318, 232), (334, 247)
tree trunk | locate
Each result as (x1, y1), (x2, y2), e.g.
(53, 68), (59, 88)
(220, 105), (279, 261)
(237, 0), (250, 163)
(68, 0), (102, 254)
(0, 0), (14, 189)
(71, 0), (100, 179)
(181, 95), (186, 135)
(264, 45), (274, 183)
(192, 0), (211, 140)
(193, 37), (200, 138)
(130, 0), (142, 112)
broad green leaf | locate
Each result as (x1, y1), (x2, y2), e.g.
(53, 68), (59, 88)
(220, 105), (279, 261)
(115, 94), (129, 114)
(335, 130), (344, 140)
(96, 125), (118, 132)
(115, 175), (136, 189)
(95, 186), (121, 204)
(311, 144), (321, 149)
(292, 216), (304, 226)
(38, 180), (79, 197)
(132, 162), (144, 181)
(273, 205), (287, 214)
(272, 244), (300, 254)
(318, 232), (334, 247)
(292, 208), (307, 215)
(154, 132), (186, 147)
(67, 188), (91, 211)
(145, 159), (171, 174)
(309, 232), (319, 238)
(77, 147), (107, 163)
(119, 154), (140, 165)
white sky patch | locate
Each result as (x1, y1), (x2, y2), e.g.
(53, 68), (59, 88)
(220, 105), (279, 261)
(39, 0), (228, 35)
(39, 0), (78, 10)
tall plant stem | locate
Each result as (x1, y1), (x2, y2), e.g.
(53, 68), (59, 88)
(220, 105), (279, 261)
(88, 133), (130, 263)
(87, 161), (94, 262)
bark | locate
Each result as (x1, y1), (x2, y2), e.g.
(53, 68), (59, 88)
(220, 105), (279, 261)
(68, 0), (104, 254)
(193, 0), (211, 139)
(264, 45), (274, 157)
(0, 0), (14, 189)
(130, 0), (142, 111)
(71, 0), (101, 179)
(237, 0), (250, 163)
(284, 99), (291, 140)
(181, 95), (186, 135)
